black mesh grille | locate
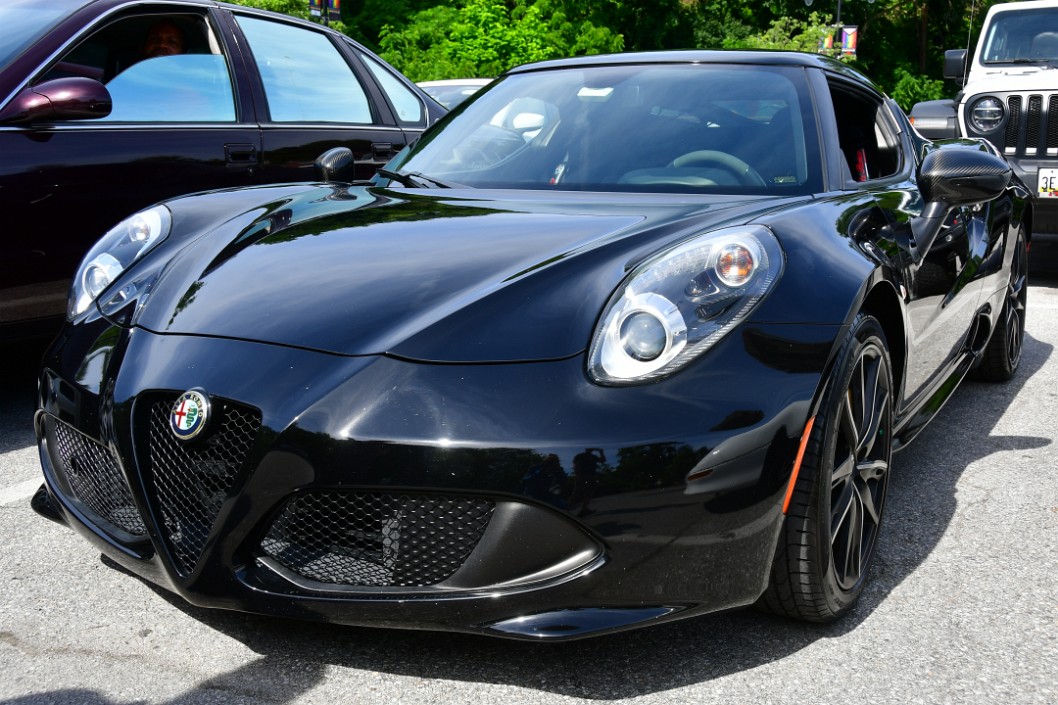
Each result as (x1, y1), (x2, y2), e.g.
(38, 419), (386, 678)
(1027, 95), (1042, 150)
(1049, 96), (1058, 150)
(146, 398), (261, 576)
(993, 93), (1058, 155)
(1006, 95), (1022, 150)
(261, 492), (495, 588)
(51, 421), (146, 536)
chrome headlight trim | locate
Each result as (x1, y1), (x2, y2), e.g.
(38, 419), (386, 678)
(68, 205), (172, 319)
(969, 97), (1004, 133)
(588, 225), (784, 385)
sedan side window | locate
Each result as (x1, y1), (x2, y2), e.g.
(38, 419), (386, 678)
(237, 16), (373, 124)
(40, 13), (236, 123)
(358, 51), (425, 126)
(101, 55), (235, 122)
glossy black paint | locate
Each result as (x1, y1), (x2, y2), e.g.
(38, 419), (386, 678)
(0, 0), (445, 339)
(34, 51), (1032, 640)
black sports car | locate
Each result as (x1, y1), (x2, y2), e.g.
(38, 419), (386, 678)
(33, 51), (1030, 641)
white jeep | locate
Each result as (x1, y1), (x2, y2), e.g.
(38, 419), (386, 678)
(911, 0), (1057, 230)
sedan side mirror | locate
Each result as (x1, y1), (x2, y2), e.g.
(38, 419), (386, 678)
(911, 141), (1012, 261)
(0, 77), (112, 124)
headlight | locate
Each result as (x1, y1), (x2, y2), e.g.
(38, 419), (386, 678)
(969, 97), (1004, 133)
(588, 225), (784, 384)
(69, 205), (172, 318)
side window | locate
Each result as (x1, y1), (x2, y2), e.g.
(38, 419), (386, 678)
(358, 51), (425, 126)
(41, 13), (236, 123)
(828, 80), (902, 182)
(237, 16), (373, 124)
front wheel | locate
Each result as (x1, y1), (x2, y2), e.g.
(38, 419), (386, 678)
(759, 313), (894, 621)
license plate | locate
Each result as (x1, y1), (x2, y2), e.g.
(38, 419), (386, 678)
(1039, 168), (1058, 197)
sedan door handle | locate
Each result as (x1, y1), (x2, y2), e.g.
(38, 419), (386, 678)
(225, 143), (258, 166)
(371, 142), (395, 160)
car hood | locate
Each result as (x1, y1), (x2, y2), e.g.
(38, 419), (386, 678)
(136, 184), (804, 362)
(962, 69), (1058, 97)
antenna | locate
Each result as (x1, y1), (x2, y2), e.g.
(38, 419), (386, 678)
(964, 0), (978, 88)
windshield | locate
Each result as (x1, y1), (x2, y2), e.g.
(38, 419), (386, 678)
(981, 8), (1058, 63)
(394, 63), (821, 195)
(0, 0), (88, 72)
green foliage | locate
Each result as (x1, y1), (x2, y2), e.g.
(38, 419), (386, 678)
(691, 0), (762, 50)
(222, 0), (349, 34)
(732, 11), (832, 54)
(223, 0), (310, 20)
(889, 67), (947, 111)
(340, 0), (446, 51)
(378, 0), (623, 81)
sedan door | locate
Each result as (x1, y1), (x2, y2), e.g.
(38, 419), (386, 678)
(0, 6), (260, 330)
(227, 12), (427, 183)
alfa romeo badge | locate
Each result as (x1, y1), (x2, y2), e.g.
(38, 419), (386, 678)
(170, 388), (211, 441)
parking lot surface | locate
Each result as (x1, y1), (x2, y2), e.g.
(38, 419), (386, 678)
(1, 236), (1057, 705)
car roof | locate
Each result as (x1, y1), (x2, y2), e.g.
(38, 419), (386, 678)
(506, 50), (880, 90)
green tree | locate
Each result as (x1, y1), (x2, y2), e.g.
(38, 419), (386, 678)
(889, 66), (946, 110)
(223, 0), (351, 34)
(735, 11), (833, 53)
(378, 0), (622, 81)
(223, 0), (310, 20)
(340, 0), (448, 51)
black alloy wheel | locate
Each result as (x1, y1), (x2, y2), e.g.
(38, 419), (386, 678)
(759, 313), (893, 621)
(974, 227), (1028, 383)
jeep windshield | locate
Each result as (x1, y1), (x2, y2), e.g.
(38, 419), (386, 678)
(981, 8), (1058, 64)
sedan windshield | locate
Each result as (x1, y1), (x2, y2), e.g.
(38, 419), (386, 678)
(0, 0), (88, 72)
(395, 62), (821, 195)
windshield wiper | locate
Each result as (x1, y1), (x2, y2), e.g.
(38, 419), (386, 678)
(1004, 57), (1058, 65)
(376, 168), (460, 189)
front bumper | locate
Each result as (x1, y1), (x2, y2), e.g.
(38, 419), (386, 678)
(1003, 157), (1054, 232)
(35, 318), (838, 640)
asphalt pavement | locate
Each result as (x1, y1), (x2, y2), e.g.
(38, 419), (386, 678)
(1, 239), (1056, 704)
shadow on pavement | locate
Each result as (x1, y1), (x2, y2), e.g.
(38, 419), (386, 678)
(1029, 231), (1058, 287)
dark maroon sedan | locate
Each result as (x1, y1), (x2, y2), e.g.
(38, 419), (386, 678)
(0, 0), (444, 339)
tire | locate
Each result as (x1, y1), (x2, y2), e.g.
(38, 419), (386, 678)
(759, 313), (894, 622)
(973, 227), (1028, 383)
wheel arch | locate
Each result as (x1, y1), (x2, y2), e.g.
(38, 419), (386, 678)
(857, 278), (906, 408)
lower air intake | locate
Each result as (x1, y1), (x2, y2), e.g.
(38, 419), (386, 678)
(261, 491), (495, 588)
(51, 420), (147, 537)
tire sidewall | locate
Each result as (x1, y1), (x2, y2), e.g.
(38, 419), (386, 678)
(815, 314), (893, 615)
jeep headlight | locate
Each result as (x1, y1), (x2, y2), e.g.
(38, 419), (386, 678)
(69, 206), (171, 318)
(588, 225), (784, 384)
(969, 97), (1004, 133)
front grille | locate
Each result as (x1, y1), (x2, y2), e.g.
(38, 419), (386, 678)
(981, 92), (1058, 156)
(51, 420), (147, 537)
(260, 492), (495, 589)
(145, 397), (261, 576)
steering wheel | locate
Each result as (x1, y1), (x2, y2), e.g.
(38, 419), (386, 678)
(668, 150), (767, 187)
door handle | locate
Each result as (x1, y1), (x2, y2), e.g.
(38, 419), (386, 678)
(371, 142), (395, 160)
(224, 143), (258, 166)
